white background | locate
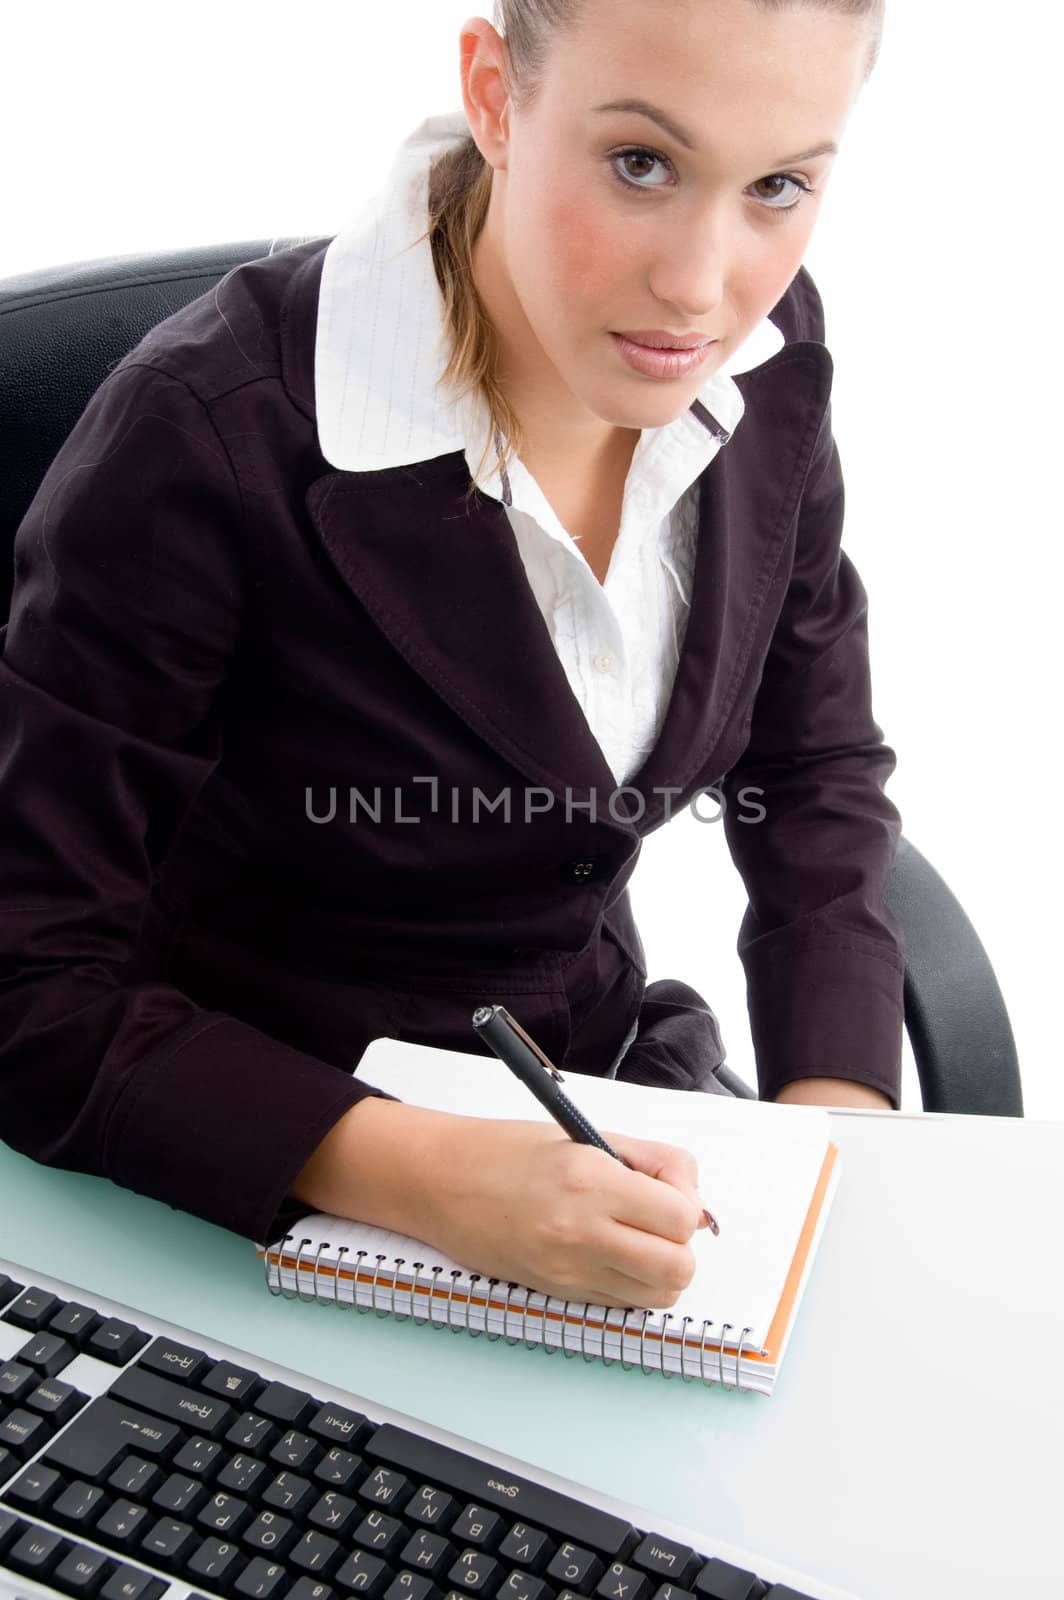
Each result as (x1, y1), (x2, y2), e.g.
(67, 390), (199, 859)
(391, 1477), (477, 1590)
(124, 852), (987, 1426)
(3, 3), (1061, 1116)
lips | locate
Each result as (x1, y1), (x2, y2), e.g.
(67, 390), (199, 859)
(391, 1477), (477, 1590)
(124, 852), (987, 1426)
(616, 330), (715, 350)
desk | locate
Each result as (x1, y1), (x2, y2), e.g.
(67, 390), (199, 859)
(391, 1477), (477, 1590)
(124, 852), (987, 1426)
(0, 1109), (1061, 1600)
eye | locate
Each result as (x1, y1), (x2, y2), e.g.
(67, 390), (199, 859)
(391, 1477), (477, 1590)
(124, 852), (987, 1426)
(608, 145), (816, 212)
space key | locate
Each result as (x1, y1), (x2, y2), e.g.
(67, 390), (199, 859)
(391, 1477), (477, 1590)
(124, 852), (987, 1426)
(364, 1423), (638, 1556)
(44, 1396), (180, 1482)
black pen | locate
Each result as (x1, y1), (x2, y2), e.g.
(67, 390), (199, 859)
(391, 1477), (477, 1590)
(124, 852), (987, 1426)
(471, 1003), (719, 1235)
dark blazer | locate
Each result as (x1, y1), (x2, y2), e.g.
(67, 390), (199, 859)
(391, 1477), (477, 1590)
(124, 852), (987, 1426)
(0, 239), (905, 1245)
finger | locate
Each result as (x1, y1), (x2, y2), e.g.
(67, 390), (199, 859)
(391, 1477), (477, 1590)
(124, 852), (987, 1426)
(600, 1135), (705, 1239)
(591, 1230), (699, 1305)
(611, 1133), (713, 1231)
(605, 1131), (701, 1192)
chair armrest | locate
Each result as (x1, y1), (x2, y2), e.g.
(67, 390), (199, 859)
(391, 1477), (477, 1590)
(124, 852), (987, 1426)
(885, 835), (1023, 1116)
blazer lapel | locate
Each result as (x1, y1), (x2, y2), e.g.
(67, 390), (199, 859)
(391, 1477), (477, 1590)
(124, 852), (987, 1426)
(631, 344), (832, 820)
(304, 344), (831, 833)
(305, 454), (626, 815)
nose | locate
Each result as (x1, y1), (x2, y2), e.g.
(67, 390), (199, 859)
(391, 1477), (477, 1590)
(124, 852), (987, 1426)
(646, 205), (731, 323)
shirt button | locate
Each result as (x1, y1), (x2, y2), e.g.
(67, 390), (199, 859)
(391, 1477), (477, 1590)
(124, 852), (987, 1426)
(591, 650), (617, 675)
(569, 859), (597, 881)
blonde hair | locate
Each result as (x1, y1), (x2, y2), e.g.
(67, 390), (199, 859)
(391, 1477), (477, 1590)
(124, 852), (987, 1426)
(414, 0), (885, 507)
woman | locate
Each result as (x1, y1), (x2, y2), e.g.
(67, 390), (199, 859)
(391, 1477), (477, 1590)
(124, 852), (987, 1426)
(0, 0), (901, 1313)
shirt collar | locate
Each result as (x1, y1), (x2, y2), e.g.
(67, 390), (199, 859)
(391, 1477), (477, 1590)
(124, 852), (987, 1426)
(314, 105), (786, 486)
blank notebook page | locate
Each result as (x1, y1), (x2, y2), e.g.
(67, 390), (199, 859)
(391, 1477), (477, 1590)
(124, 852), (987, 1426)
(288, 1037), (834, 1353)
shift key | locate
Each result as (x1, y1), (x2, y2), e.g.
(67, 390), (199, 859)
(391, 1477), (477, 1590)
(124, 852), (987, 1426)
(44, 1396), (180, 1482)
(109, 1365), (235, 1439)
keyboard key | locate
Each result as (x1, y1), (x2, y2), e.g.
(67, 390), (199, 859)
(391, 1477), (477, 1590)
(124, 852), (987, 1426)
(334, 1548), (389, 1598)
(16, 1329), (78, 1377)
(500, 1575), (554, 1600)
(595, 1562), (653, 1600)
(0, 1507), (24, 1553)
(5, 1460), (63, 1511)
(4, 1286), (63, 1331)
(450, 1504), (506, 1550)
(0, 1275), (26, 1312)
(137, 1337), (211, 1388)
(357, 1465), (412, 1513)
(202, 1360), (262, 1407)
(25, 1375), (89, 1427)
(107, 1456), (163, 1499)
(5, 1520), (72, 1578)
(288, 1527), (342, 1577)
(150, 1469), (208, 1518)
(447, 1548), (505, 1594)
(405, 1484), (459, 1531)
(52, 1538), (113, 1594)
(308, 1490), (360, 1540)
(88, 1319), (151, 1367)
(243, 1507), (298, 1558)
(139, 1513), (198, 1571)
(49, 1302), (102, 1348)
(44, 1396), (181, 1482)
(547, 1541), (606, 1592)
(383, 1572), (437, 1600)
(186, 1533), (246, 1590)
(288, 1581), (336, 1600)
(763, 1589), (818, 1600)
(312, 1447), (362, 1490)
(216, 1453), (268, 1498)
(499, 1522), (554, 1573)
(0, 1360), (37, 1405)
(308, 1402), (372, 1450)
(233, 1554), (289, 1597)
(398, 1526), (458, 1581)
(633, 1536), (701, 1585)
(365, 1426), (641, 1559)
(172, 1435), (224, 1479)
(693, 1557), (767, 1599)
(270, 1429), (320, 1473)
(0, 1405), (51, 1459)
(99, 1561), (167, 1600)
(196, 1487), (253, 1537)
(351, 1510), (406, 1562)
(262, 1471), (315, 1516)
(50, 1477), (109, 1531)
(226, 1413), (279, 1455)
(95, 1498), (153, 1552)
(109, 1364), (235, 1439)
(254, 1382), (318, 1430)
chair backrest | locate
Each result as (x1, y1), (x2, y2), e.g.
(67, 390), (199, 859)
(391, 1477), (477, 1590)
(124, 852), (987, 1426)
(0, 236), (319, 623)
(0, 239), (1025, 1117)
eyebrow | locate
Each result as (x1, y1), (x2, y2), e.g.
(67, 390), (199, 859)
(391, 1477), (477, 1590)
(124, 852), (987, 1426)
(592, 98), (838, 166)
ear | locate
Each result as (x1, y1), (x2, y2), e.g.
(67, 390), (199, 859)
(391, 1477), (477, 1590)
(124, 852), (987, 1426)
(459, 17), (513, 171)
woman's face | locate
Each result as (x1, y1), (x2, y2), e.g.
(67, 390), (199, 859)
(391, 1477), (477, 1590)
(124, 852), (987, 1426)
(461, 0), (875, 451)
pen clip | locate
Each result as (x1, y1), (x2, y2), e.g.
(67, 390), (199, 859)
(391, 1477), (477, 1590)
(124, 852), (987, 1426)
(499, 1008), (566, 1083)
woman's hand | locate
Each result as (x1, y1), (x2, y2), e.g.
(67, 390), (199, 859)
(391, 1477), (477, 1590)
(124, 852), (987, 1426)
(413, 1115), (709, 1311)
(292, 1100), (710, 1311)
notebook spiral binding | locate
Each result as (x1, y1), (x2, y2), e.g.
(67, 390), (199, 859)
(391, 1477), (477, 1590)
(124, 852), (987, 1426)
(262, 1233), (753, 1390)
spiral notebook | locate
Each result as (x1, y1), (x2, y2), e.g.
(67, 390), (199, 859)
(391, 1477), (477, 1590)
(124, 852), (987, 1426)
(257, 1038), (840, 1395)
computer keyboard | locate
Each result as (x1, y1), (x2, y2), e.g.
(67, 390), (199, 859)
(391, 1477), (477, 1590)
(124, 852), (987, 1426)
(0, 1255), (861, 1600)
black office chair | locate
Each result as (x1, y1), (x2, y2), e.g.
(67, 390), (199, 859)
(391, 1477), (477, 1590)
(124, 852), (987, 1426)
(0, 239), (1024, 1117)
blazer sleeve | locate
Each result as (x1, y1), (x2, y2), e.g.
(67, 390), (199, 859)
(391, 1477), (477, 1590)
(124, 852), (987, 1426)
(0, 361), (400, 1244)
(719, 294), (906, 1106)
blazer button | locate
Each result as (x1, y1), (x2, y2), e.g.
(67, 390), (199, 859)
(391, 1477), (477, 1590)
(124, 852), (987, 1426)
(569, 859), (597, 881)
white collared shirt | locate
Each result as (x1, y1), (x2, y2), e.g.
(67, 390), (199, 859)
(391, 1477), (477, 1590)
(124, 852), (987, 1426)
(314, 106), (785, 787)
